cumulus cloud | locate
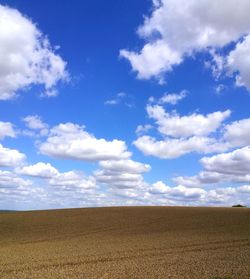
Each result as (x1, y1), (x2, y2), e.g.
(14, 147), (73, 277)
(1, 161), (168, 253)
(147, 105), (231, 138)
(224, 118), (250, 147)
(150, 181), (206, 200)
(174, 146), (250, 187)
(0, 4), (67, 100)
(0, 121), (16, 139)
(227, 35), (250, 90)
(0, 169), (49, 209)
(95, 171), (145, 189)
(23, 115), (49, 136)
(39, 123), (131, 161)
(201, 146), (250, 176)
(120, 40), (182, 81)
(15, 161), (96, 192)
(0, 144), (26, 167)
(238, 185), (250, 193)
(134, 98), (234, 159)
(17, 162), (58, 178)
(135, 124), (153, 136)
(23, 115), (47, 130)
(0, 169), (32, 188)
(172, 176), (201, 188)
(134, 135), (228, 159)
(120, 0), (250, 90)
(150, 180), (249, 205)
(49, 170), (96, 190)
(95, 159), (150, 189)
(136, 100), (250, 160)
(99, 159), (151, 174)
(95, 164), (149, 190)
(158, 90), (187, 105)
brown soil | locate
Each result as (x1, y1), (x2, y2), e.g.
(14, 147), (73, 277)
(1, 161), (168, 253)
(0, 206), (249, 278)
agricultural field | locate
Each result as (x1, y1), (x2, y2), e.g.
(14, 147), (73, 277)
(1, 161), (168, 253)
(0, 206), (249, 279)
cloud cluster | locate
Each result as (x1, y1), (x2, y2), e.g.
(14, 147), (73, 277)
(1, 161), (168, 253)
(1, 148), (249, 208)
(147, 105), (230, 137)
(201, 146), (250, 180)
(0, 144), (26, 167)
(0, 4), (67, 100)
(174, 146), (250, 188)
(134, 102), (232, 158)
(0, 169), (32, 188)
(227, 35), (250, 90)
(134, 135), (228, 159)
(157, 90), (187, 105)
(95, 159), (151, 189)
(120, 0), (250, 90)
(18, 162), (58, 178)
(134, 89), (250, 160)
(224, 118), (250, 147)
(150, 180), (250, 205)
(0, 121), (16, 139)
(1, 3), (250, 209)
(39, 123), (131, 161)
(23, 115), (49, 136)
(49, 170), (96, 190)
(17, 162), (96, 192)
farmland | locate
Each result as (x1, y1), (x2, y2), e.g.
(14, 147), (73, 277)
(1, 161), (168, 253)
(0, 206), (249, 278)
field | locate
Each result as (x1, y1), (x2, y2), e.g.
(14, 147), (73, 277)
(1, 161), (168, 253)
(0, 206), (249, 279)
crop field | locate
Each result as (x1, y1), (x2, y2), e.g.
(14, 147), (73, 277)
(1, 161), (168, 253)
(0, 206), (249, 279)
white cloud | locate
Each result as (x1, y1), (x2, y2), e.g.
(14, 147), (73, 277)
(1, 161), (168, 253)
(134, 103), (232, 159)
(16, 161), (96, 191)
(23, 115), (48, 136)
(120, 40), (182, 81)
(173, 171), (230, 188)
(134, 135), (227, 159)
(0, 169), (49, 208)
(150, 181), (206, 200)
(120, 0), (250, 89)
(215, 84), (226, 94)
(95, 170), (145, 189)
(99, 159), (151, 174)
(95, 159), (150, 189)
(0, 4), (67, 100)
(104, 99), (119, 106)
(39, 123), (131, 161)
(149, 181), (170, 194)
(49, 170), (96, 190)
(0, 121), (16, 139)
(23, 115), (47, 130)
(150, 180), (249, 205)
(224, 118), (250, 147)
(201, 146), (250, 176)
(158, 90), (187, 105)
(104, 92), (134, 107)
(104, 92), (126, 106)
(227, 35), (250, 91)
(172, 176), (201, 188)
(238, 185), (250, 193)
(0, 143), (26, 167)
(0, 169), (32, 188)
(176, 146), (250, 187)
(147, 105), (231, 137)
(135, 124), (153, 136)
(17, 162), (58, 178)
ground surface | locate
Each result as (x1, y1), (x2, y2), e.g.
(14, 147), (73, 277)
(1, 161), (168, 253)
(0, 206), (249, 279)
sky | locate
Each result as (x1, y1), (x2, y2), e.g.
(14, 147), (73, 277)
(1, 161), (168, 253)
(1, 0), (250, 210)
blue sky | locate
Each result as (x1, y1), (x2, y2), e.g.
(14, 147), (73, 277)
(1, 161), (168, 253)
(1, 0), (250, 210)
